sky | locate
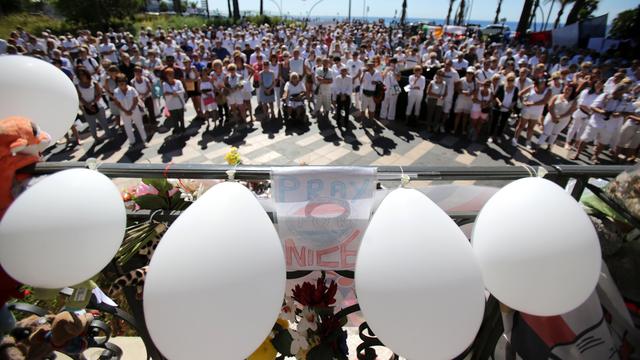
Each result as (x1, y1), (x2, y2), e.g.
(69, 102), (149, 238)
(202, 0), (639, 24)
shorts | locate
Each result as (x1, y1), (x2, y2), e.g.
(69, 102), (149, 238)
(227, 92), (243, 106)
(443, 97), (454, 114)
(454, 95), (472, 114)
(471, 111), (488, 121)
(521, 105), (545, 120)
(361, 94), (376, 113)
(617, 121), (640, 149)
(580, 125), (614, 146)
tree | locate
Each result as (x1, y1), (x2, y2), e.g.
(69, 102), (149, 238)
(610, 6), (640, 39)
(55, 0), (144, 28)
(565, 0), (599, 25)
(159, 1), (169, 12)
(227, 0), (231, 17)
(516, 0), (535, 37)
(445, 0), (456, 25)
(493, 0), (503, 24)
(259, 0), (263, 15)
(553, 0), (571, 28)
(172, 0), (181, 13)
(232, 0), (240, 19)
(400, 0), (407, 26)
(455, 0), (466, 25)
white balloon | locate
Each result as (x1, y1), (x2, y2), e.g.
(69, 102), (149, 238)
(144, 182), (286, 360)
(472, 177), (601, 316)
(0, 55), (79, 141)
(356, 188), (485, 360)
(0, 169), (125, 288)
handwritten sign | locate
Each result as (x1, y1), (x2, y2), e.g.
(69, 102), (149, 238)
(272, 167), (376, 270)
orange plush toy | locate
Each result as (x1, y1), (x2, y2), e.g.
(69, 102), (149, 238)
(0, 116), (51, 219)
(0, 116), (51, 308)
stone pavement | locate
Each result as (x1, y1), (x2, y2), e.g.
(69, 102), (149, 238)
(44, 100), (605, 181)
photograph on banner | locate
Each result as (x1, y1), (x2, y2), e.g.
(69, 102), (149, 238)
(272, 167), (376, 271)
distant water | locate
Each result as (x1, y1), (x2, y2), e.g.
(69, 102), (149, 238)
(302, 15), (549, 31)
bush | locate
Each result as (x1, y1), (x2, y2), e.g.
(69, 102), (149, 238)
(0, 13), (75, 38)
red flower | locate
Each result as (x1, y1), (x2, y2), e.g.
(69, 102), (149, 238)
(292, 274), (338, 308)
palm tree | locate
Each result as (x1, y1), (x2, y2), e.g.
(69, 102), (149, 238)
(260, 0), (263, 15)
(516, 0), (535, 36)
(455, 0), (466, 25)
(172, 0), (181, 14)
(543, 0), (556, 30)
(566, 0), (598, 25)
(400, 0), (407, 25)
(493, 0), (503, 24)
(554, 0), (572, 28)
(232, 0), (240, 19)
(227, 0), (232, 17)
(446, 0), (456, 25)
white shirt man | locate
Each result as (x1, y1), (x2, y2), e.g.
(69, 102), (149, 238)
(475, 62), (495, 84)
(99, 40), (118, 64)
(406, 69), (426, 117)
(442, 62), (460, 114)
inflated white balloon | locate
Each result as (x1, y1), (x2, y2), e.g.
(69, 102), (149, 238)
(144, 182), (286, 360)
(356, 188), (485, 360)
(0, 169), (125, 288)
(0, 55), (79, 141)
(472, 177), (601, 316)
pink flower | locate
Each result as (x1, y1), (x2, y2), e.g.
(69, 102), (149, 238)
(168, 188), (179, 197)
(134, 183), (159, 197)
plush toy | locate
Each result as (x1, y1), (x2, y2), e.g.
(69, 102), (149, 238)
(0, 311), (94, 360)
(0, 116), (51, 219)
(0, 116), (51, 309)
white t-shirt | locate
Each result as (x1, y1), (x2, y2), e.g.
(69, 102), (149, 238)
(162, 80), (185, 111)
(346, 59), (363, 84)
(442, 69), (460, 99)
(99, 43), (118, 63)
(114, 86), (140, 113)
(361, 70), (383, 92)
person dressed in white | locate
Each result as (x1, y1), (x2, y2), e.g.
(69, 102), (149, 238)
(360, 60), (383, 121)
(441, 60), (460, 120)
(513, 78), (551, 150)
(282, 72), (307, 121)
(315, 58), (334, 117)
(565, 80), (604, 149)
(406, 66), (426, 119)
(537, 84), (577, 150)
(114, 74), (147, 146)
(76, 68), (112, 141)
(572, 84), (635, 163)
(346, 51), (364, 112)
(131, 66), (155, 125)
(333, 66), (353, 127)
(453, 67), (477, 135)
(380, 68), (401, 121)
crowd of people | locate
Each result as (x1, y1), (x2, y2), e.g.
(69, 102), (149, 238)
(1, 20), (639, 163)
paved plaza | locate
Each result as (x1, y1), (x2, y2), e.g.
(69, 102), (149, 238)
(44, 100), (600, 179)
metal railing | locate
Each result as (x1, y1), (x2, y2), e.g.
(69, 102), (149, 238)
(21, 162), (631, 359)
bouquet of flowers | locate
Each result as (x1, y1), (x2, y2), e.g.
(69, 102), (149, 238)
(250, 274), (349, 360)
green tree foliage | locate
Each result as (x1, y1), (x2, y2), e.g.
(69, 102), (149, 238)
(159, 1), (169, 12)
(565, 0), (599, 25)
(610, 6), (640, 40)
(54, 0), (145, 28)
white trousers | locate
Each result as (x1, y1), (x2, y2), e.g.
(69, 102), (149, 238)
(406, 92), (423, 116)
(122, 110), (147, 145)
(566, 115), (587, 144)
(316, 90), (332, 113)
(537, 115), (571, 146)
(380, 93), (398, 120)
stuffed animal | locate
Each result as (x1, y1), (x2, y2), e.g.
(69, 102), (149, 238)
(0, 116), (51, 219)
(0, 311), (94, 360)
(0, 116), (51, 309)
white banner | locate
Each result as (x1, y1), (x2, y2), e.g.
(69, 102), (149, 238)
(272, 167), (376, 271)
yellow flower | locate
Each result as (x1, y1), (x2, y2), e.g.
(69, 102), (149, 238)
(247, 337), (277, 360)
(224, 146), (242, 166)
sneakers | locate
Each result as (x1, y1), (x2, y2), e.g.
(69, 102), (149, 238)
(511, 138), (518, 147)
(526, 141), (533, 150)
(487, 137), (494, 144)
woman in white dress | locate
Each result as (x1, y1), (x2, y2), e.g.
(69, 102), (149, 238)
(565, 79), (604, 149)
(512, 78), (551, 150)
(114, 74), (147, 146)
(536, 84), (577, 150)
(380, 68), (401, 121)
(453, 67), (476, 135)
(224, 63), (246, 125)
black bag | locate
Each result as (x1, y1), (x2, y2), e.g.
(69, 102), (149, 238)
(253, 80), (260, 88)
(362, 89), (375, 97)
(84, 104), (99, 115)
(481, 106), (490, 114)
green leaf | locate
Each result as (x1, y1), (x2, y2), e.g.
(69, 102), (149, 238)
(271, 329), (293, 356)
(307, 344), (333, 360)
(142, 178), (173, 194)
(134, 194), (168, 210)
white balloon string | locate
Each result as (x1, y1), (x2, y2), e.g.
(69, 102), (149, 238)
(149, 209), (162, 224)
